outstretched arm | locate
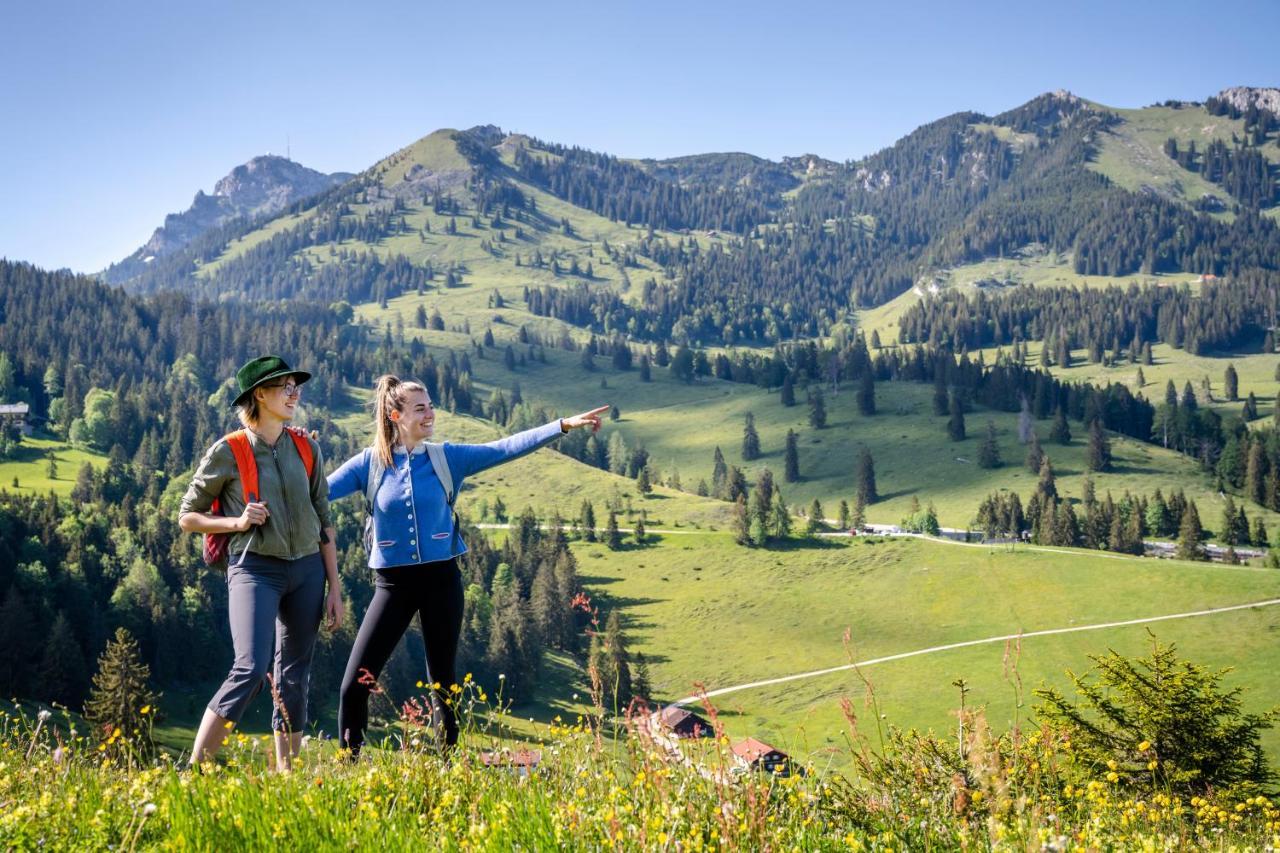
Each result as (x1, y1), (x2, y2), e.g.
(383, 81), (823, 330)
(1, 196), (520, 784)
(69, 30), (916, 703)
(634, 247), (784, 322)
(449, 405), (609, 479)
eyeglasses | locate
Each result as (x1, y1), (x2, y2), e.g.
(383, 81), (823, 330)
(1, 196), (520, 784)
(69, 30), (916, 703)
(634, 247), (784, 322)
(267, 381), (301, 397)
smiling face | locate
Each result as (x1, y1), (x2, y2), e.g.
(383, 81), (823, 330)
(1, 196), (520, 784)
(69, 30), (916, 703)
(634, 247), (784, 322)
(394, 388), (435, 444)
(255, 376), (302, 423)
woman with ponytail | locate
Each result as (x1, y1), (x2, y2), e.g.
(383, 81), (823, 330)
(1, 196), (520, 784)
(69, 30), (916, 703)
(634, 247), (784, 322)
(327, 374), (606, 755)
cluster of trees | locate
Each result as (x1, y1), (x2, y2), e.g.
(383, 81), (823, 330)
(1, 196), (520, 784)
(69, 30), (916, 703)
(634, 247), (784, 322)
(1164, 137), (1277, 210)
(896, 272), (1278, 359)
(513, 142), (773, 234)
(731, 465), (792, 547)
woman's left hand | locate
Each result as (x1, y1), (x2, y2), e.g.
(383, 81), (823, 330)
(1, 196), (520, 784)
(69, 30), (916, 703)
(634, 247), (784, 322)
(562, 405), (610, 433)
(325, 588), (345, 631)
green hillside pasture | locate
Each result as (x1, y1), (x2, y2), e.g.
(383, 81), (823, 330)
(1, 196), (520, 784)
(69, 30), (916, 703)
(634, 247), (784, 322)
(1089, 103), (1280, 220)
(0, 434), (109, 496)
(854, 247), (1201, 351)
(968, 339), (1280, 427)
(375, 326), (1280, 532)
(571, 533), (1280, 765)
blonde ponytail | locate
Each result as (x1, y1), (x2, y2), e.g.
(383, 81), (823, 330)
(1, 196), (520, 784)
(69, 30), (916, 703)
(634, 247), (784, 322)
(372, 374), (428, 465)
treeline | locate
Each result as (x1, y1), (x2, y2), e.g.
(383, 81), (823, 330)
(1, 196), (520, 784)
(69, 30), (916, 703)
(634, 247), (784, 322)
(513, 142), (773, 234)
(895, 270), (1280, 356)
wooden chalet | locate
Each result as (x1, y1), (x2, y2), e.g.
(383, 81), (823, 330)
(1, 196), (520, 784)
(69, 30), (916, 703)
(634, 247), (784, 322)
(0, 403), (31, 436)
(654, 705), (713, 739)
(731, 738), (792, 776)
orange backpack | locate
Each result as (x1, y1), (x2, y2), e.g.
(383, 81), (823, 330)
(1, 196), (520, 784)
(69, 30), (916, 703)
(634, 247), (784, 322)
(202, 427), (315, 567)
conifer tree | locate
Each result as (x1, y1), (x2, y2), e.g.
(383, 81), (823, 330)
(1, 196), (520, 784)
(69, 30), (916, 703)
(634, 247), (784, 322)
(632, 652), (652, 703)
(733, 495), (752, 546)
(1037, 456), (1057, 500)
(1176, 502), (1205, 561)
(40, 612), (88, 708)
(636, 466), (652, 494)
(857, 372), (875, 416)
(605, 508), (622, 550)
(1025, 431), (1044, 474)
(1086, 419), (1112, 472)
(742, 413), (761, 461)
(1050, 407), (1071, 445)
(1221, 496), (1239, 546)
(784, 429), (800, 483)
(0, 587), (36, 697)
(711, 446), (729, 498)
(947, 394), (966, 442)
(580, 499), (597, 542)
(856, 448), (878, 504)
(633, 511), (647, 545)
(808, 388), (827, 429)
(806, 499), (824, 535)
(1224, 363), (1239, 401)
(838, 499), (851, 530)
(84, 627), (158, 755)
(851, 494), (867, 530)
(780, 375), (795, 407)
(772, 490), (791, 539)
(978, 420), (1002, 469)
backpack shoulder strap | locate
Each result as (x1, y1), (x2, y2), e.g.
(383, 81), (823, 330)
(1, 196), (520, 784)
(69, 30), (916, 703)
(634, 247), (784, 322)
(425, 442), (455, 506)
(284, 426), (315, 477)
(364, 448), (387, 512)
(225, 430), (260, 503)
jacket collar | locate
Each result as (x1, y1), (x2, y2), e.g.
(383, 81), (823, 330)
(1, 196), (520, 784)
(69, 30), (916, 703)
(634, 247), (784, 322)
(393, 440), (429, 457)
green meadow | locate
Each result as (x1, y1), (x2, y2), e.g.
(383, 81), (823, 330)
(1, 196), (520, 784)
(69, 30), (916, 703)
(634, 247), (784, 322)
(0, 433), (110, 497)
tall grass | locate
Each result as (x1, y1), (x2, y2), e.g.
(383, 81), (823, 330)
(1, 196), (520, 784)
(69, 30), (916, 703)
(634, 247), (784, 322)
(4, 673), (1278, 850)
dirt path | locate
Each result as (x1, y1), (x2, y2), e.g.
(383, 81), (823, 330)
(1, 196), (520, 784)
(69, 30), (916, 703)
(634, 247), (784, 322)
(673, 597), (1280, 706)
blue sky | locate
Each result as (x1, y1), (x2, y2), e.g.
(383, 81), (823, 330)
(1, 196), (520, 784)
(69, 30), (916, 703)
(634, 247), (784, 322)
(2, 0), (1277, 274)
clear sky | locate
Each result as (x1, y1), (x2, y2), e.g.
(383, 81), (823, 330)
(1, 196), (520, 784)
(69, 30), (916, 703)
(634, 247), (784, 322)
(2, 0), (1277, 274)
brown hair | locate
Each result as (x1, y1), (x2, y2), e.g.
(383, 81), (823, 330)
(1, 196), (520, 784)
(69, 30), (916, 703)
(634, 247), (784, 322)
(236, 394), (262, 429)
(373, 374), (429, 465)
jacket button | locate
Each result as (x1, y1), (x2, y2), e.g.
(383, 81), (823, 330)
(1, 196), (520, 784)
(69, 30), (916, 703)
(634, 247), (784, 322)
(410, 540), (415, 545)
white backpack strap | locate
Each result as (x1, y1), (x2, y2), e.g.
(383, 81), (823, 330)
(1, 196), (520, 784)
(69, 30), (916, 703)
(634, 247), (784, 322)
(425, 442), (455, 505)
(364, 448), (387, 511)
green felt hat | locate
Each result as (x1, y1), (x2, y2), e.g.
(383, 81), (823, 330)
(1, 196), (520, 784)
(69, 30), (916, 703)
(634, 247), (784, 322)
(232, 355), (311, 407)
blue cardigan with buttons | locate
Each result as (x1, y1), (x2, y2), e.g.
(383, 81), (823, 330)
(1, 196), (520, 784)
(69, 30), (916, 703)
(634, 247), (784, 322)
(327, 420), (564, 568)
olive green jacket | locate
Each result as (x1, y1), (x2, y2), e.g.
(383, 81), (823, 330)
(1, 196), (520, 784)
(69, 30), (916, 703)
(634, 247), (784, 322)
(180, 430), (331, 561)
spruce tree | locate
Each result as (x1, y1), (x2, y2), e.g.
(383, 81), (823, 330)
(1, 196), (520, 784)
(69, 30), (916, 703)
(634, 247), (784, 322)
(806, 499), (825, 535)
(636, 466), (652, 494)
(783, 429), (800, 483)
(856, 448), (878, 504)
(1176, 502), (1205, 561)
(947, 394), (966, 442)
(711, 446), (729, 498)
(838, 499), (851, 530)
(1050, 407), (1071, 445)
(772, 490), (791, 539)
(84, 627), (158, 755)
(40, 612), (88, 709)
(605, 509), (622, 550)
(0, 587), (36, 697)
(1036, 457), (1057, 500)
(1086, 419), (1112, 472)
(780, 375), (795, 407)
(580, 499), (597, 542)
(1224, 363), (1239, 401)
(733, 495), (752, 545)
(1025, 431), (1044, 474)
(1220, 496), (1239, 546)
(977, 420), (1001, 469)
(808, 387), (827, 429)
(933, 371), (949, 416)
(742, 413), (761, 461)
(632, 652), (652, 703)
(857, 372), (875, 416)
(633, 511), (647, 545)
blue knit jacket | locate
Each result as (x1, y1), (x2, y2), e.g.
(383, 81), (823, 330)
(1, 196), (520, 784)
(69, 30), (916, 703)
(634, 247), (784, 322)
(327, 420), (564, 568)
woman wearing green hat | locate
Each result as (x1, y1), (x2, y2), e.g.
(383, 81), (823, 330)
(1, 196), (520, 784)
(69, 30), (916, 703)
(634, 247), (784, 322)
(178, 355), (343, 771)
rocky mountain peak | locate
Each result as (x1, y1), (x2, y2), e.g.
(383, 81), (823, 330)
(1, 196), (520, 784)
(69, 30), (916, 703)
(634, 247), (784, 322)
(1214, 86), (1280, 115)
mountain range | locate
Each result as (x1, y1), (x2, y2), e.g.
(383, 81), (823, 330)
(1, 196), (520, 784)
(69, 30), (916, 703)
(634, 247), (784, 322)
(102, 87), (1279, 345)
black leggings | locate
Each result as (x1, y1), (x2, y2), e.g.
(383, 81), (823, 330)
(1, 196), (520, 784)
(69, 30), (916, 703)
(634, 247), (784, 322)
(338, 559), (465, 753)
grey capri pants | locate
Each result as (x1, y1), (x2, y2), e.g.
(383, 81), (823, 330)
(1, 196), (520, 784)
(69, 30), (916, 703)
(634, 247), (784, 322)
(209, 551), (326, 731)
